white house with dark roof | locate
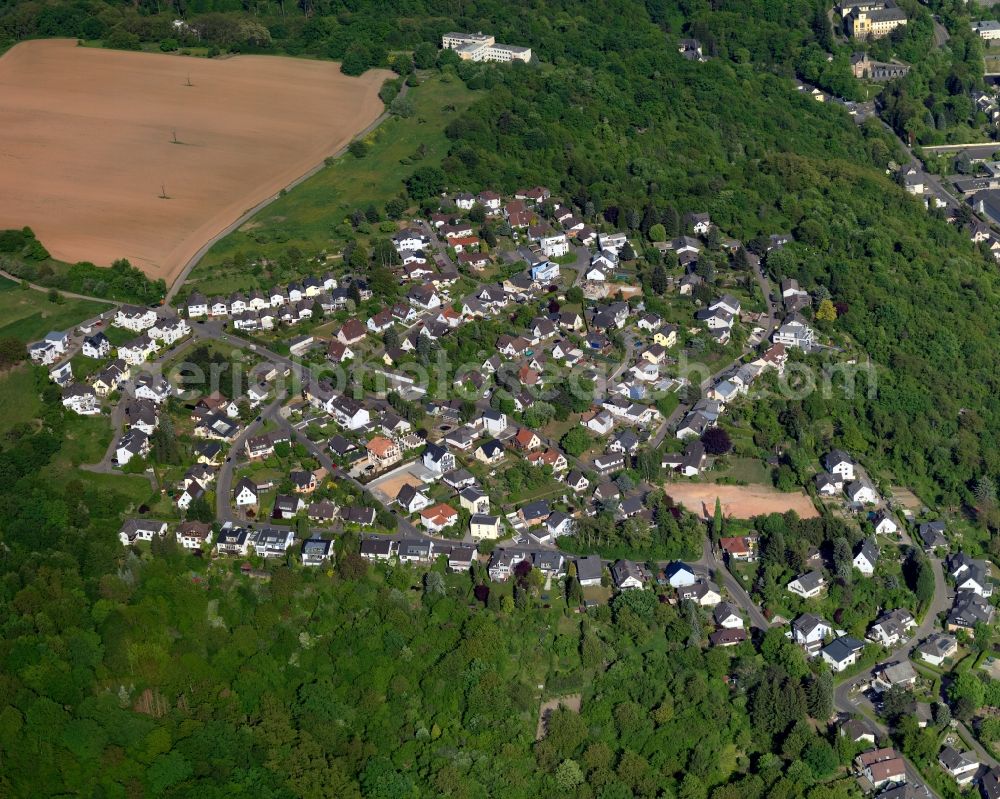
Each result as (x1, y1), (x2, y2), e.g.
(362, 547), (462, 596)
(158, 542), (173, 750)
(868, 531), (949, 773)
(787, 570), (825, 599)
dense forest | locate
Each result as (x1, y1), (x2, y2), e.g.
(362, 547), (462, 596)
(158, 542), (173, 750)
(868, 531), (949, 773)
(5, 0), (1000, 794)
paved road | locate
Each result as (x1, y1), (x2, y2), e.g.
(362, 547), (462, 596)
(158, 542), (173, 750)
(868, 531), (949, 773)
(80, 335), (201, 473)
(215, 391), (287, 523)
(164, 84), (409, 303)
(697, 536), (771, 631)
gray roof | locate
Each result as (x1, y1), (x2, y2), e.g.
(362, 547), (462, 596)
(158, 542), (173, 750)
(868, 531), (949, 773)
(576, 555), (603, 583)
(821, 636), (865, 664)
(792, 570), (824, 592)
(855, 538), (879, 567)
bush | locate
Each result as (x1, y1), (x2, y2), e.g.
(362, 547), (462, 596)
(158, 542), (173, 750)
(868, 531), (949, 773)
(348, 140), (369, 159)
(160, 38), (179, 51)
(103, 28), (141, 51)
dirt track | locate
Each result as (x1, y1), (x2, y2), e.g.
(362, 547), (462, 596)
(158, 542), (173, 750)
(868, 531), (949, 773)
(0, 39), (390, 283)
(665, 482), (819, 519)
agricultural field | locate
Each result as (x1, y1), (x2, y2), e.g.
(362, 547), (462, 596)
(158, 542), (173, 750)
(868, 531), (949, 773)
(186, 72), (479, 295)
(0, 39), (391, 285)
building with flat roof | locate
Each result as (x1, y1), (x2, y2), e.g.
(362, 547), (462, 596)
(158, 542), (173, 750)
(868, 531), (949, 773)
(441, 31), (532, 63)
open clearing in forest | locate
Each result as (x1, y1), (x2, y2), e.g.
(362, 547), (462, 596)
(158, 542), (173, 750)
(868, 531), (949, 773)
(665, 482), (819, 519)
(0, 39), (390, 284)
(536, 694), (582, 741)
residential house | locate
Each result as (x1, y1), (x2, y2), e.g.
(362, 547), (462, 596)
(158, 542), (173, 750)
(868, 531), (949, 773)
(114, 305), (157, 331)
(148, 313), (190, 345)
(519, 500), (551, 528)
(92, 360), (128, 396)
(118, 334), (159, 366)
(824, 450), (856, 481)
(815, 472), (843, 496)
(917, 520), (947, 552)
(564, 470), (590, 493)
(115, 428), (149, 466)
(677, 580), (722, 607)
(787, 570), (826, 599)
(853, 539), (879, 576)
(855, 749), (906, 790)
(458, 486), (490, 515)
(938, 747), (978, 786)
(273, 494), (303, 520)
(527, 448), (567, 472)
(301, 538), (334, 566)
(947, 592), (995, 635)
(360, 538), (395, 561)
(249, 528), (296, 559)
(480, 408), (508, 436)
(118, 519), (168, 546)
(872, 510), (898, 536)
(341, 506), (376, 527)
(475, 438), (505, 465)
(576, 555), (603, 587)
(175, 521), (212, 550)
(915, 633), (958, 667)
(710, 628), (748, 647)
(290, 470), (318, 494)
(366, 436), (402, 470)
(470, 513), (501, 540)
(877, 661), (917, 689)
(665, 561), (697, 588)
(847, 480), (878, 506)
(514, 428), (542, 451)
(713, 602), (744, 629)
(419, 503), (459, 533)
(82, 332), (111, 359)
(62, 383), (100, 415)
(546, 511), (575, 538)
(868, 609), (916, 647)
(611, 559), (648, 591)
(396, 539), (434, 563)
(719, 535), (758, 562)
(791, 613), (833, 655)
(234, 478), (259, 508)
(423, 442), (456, 474)
(594, 453), (626, 476)
(839, 718), (876, 747)
(821, 636), (866, 672)
(216, 525), (251, 557)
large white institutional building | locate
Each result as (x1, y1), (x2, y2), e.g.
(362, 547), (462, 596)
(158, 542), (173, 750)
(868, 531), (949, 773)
(441, 32), (532, 63)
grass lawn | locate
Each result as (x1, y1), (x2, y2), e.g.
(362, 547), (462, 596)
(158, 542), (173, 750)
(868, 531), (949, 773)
(184, 73), (480, 296)
(54, 413), (115, 468)
(0, 365), (42, 437)
(709, 456), (771, 485)
(0, 281), (105, 343)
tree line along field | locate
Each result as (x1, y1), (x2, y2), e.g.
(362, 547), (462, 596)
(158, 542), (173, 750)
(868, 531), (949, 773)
(184, 71), (477, 296)
(0, 38), (391, 286)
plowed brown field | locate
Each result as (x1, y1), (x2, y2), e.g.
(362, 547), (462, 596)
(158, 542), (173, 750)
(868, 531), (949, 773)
(0, 39), (390, 283)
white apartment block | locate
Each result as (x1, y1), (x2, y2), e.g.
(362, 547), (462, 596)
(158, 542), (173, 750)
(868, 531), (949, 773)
(441, 32), (532, 63)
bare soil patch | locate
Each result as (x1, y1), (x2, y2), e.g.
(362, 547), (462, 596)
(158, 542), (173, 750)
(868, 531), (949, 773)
(536, 694), (582, 740)
(889, 486), (925, 512)
(0, 39), (390, 284)
(665, 482), (819, 519)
